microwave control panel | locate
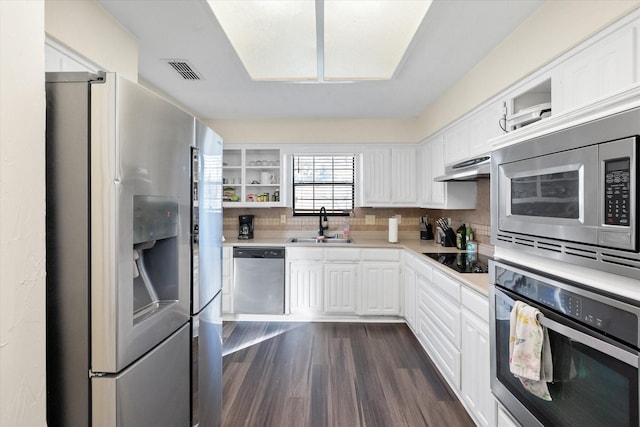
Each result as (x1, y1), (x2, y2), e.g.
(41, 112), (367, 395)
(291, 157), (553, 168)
(604, 157), (631, 226)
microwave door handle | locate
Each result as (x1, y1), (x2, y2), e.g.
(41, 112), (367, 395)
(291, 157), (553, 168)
(537, 313), (639, 368)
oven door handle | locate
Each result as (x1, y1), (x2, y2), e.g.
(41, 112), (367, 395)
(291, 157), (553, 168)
(537, 313), (639, 368)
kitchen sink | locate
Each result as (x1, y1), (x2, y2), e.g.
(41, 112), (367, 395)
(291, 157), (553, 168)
(287, 237), (354, 244)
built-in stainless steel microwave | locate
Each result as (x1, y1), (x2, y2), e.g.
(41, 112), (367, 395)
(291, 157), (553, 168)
(492, 106), (640, 280)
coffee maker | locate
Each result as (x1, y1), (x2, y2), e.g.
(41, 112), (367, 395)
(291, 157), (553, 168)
(238, 215), (254, 240)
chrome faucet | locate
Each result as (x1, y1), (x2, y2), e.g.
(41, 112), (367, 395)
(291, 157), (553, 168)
(318, 206), (328, 237)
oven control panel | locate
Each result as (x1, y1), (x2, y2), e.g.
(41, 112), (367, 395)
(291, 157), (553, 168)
(604, 157), (631, 226)
(495, 264), (639, 348)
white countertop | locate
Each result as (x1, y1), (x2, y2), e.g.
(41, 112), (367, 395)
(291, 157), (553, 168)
(224, 233), (491, 296)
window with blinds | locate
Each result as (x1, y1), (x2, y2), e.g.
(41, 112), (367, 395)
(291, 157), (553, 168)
(292, 155), (355, 215)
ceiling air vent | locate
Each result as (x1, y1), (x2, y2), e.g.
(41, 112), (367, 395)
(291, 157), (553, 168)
(166, 60), (202, 80)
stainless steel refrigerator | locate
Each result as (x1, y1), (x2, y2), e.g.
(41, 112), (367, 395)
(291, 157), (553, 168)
(190, 120), (223, 427)
(46, 72), (195, 426)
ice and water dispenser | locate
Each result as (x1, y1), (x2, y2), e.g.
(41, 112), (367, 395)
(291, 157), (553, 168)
(132, 195), (180, 321)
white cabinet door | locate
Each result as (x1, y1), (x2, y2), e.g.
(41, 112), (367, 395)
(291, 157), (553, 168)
(467, 100), (505, 157)
(461, 309), (494, 427)
(362, 149), (392, 205)
(222, 247), (233, 313)
(361, 147), (418, 206)
(402, 263), (416, 330)
(360, 263), (400, 315)
(429, 136), (446, 205)
(420, 142), (434, 205)
(289, 262), (323, 314)
(443, 121), (469, 164)
(323, 263), (359, 314)
(421, 136), (477, 210)
(497, 406), (520, 427)
(460, 287), (495, 427)
(554, 25), (635, 114)
(391, 147), (418, 204)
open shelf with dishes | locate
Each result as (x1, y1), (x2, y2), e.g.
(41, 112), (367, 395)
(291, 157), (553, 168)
(223, 147), (282, 207)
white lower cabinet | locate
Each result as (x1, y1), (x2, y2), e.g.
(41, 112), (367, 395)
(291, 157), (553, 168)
(497, 406), (520, 427)
(461, 287), (495, 427)
(222, 247), (233, 313)
(416, 260), (462, 389)
(323, 263), (359, 314)
(360, 249), (401, 315)
(401, 253), (417, 331)
(289, 262), (324, 314)
(361, 263), (401, 315)
(284, 247), (401, 317)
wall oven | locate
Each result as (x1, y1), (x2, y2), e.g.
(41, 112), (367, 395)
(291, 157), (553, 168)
(492, 106), (640, 280)
(489, 259), (640, 427)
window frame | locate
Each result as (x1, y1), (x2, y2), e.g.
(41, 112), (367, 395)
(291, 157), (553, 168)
(291, 154), (355, 216)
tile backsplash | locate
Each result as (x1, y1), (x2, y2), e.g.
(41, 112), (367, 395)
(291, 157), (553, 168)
(224, 179), (491, 245)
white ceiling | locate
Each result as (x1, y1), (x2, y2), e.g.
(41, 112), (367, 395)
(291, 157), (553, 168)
(98, 0), (543, 121)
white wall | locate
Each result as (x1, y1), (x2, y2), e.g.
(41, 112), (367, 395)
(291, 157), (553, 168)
(0, 1), (47, 427)
(45, 0), (138, 81)
(208, 117), (420, 144)
(415, 0), (640, 138)
(0, 1), (138, 425)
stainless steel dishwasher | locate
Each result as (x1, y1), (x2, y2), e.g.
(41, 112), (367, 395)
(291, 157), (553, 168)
(233, 247), (285, 314)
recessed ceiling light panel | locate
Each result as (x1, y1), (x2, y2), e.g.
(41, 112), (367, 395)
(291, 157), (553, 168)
(208, 0), (317, 81)
(208, 0), (431, 82)
(324, 0), (432, 80)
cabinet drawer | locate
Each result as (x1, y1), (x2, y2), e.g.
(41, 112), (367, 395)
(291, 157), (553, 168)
(325, 248), (360, 261)
(461, 287), (489, 323)
(432, 269), (461, 303)
(414, 258), (433, 281)
(361, 248), (400, 262)
(422, 284), (461, 349)
(286, 247), (324, 261)
(419, 303), (461, 389)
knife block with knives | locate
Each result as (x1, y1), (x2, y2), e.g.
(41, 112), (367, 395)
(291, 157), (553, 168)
(419, 216), (434, 240)
(436, 217), (457, 247)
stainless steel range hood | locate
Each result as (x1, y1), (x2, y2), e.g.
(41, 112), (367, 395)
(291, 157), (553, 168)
(434, 154), (491, 182)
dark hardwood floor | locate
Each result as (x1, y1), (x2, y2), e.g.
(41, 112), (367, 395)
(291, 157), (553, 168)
(222, 322), (475, 427)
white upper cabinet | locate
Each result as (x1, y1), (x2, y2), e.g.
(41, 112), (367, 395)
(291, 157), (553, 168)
(361, 149), (391, 204)
(223, 147), (283, 208)
(422, 136), (444, 205)
(443, 121), (469, 165)
(467, 100), (506, 157)
(392, 147), (419, 204)
(553, 24), (636, 114)
(420, 136), (477, 209)
(361, 147), (418, 207)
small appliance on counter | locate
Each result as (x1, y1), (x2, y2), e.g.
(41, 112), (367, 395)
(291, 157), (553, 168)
(238, 214), (254, 239)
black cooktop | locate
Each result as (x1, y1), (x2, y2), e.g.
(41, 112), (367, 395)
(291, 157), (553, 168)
(423, 252), (490, 274)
